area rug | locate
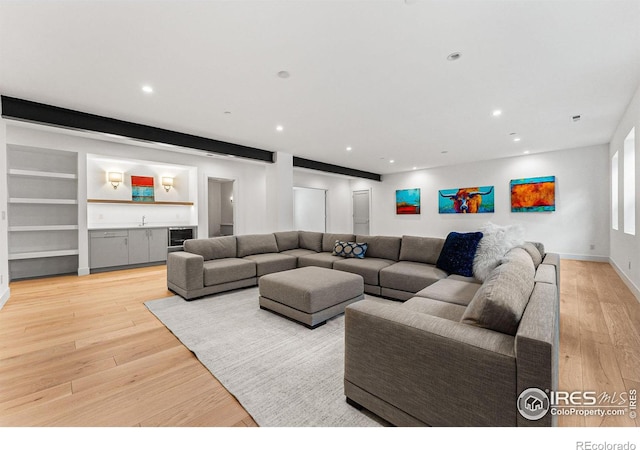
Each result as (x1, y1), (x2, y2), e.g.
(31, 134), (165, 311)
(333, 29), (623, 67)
(145, 287), (383, 427)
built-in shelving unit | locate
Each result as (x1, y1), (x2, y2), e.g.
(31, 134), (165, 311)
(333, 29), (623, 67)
(7, 145), (79, 280)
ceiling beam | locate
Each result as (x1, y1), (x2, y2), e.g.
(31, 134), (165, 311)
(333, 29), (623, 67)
(1, 95), (274, 162)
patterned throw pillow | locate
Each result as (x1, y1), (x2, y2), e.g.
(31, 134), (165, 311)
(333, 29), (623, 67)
(332, 240), (368, 259)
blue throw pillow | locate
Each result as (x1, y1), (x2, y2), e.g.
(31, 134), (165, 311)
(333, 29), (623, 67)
(436, 231), (484, 277)
(332, 240), (368, 259)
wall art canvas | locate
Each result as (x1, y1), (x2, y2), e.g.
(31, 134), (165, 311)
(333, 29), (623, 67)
(510, 176), (555, 212)
(131, 175), (155, 202)
(396, 188), (421, 214)
(438, 186), (494, 214)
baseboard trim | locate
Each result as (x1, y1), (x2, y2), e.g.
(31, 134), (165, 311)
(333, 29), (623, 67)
(0, 286), (10, 311)
(78, 267), (90, 276)
(559, 253), (610, 262)
(609, 258), (640, 303)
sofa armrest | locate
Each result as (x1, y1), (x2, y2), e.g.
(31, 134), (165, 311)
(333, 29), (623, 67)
(167, 251), (204, 291)
(515, 282), (559, 427)
(344, 300), (517, 426)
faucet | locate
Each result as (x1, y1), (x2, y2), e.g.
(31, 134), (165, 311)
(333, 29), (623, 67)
(141, 215), (147, 226)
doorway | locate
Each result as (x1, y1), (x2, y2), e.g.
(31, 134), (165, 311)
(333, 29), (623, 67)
(353, 190), (370, 235)
(293, 187), (326, 232)
(208, 178), (235, 236)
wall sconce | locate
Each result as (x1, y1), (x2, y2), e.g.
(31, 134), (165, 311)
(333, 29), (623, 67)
(230, 196), (233, 203)
(108, 172), (123, 189)
(162, 177), (174, 192)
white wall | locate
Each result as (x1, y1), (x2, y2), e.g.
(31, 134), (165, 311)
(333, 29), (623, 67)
(0, 119), (9, 309)
(266, 152), (294, 231)
(207, 180), (222, 236)
(610, 83), (640, 299)
(351, 144), (610, 259)
(293, 169), (352, 233)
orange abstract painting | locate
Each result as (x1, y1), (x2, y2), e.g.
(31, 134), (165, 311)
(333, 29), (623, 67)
(510, 176), (555, 212)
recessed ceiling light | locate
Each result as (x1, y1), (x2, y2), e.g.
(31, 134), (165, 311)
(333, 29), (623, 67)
(276, 125), (284, 132)
(447, 52), (461, 61)
(572, 115), (581, 122)
(492, 110), (502, 117)
(224, 111), (232, 115)
(389, 160), (395, 164)
(441, 150), (449, 154)
(513, 137), (521, 142)
(346, 146), (352, 151)
(206, 153), (215, 157)
(142, 85), (153, 94)
(523, 150), (530, 154)
(412, 166), (417, 170)
(277, 71), (290, 79)
(227, 154), (236, 158)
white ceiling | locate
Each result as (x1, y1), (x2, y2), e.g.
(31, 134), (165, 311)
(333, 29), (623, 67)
(1, 0), (639, 175)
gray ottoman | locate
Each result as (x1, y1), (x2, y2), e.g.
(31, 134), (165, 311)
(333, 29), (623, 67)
(259, 266), (364, 329)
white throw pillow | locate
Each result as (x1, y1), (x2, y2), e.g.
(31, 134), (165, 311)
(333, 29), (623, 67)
(472, 222), (525, 281)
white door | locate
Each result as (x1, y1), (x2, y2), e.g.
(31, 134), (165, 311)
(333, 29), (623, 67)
(293, 187), (326, 232)
(353, 190), (370, 235)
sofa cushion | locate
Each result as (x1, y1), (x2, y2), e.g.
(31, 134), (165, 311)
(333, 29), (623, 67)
(298, 231), (323, 252)
(503, 246), (535, 266)
(333, 258), (394, 286)
(298, 252), (344, 269)
(356, 235), (402, 261)
(279, 248), (318, 259)
(534, 264), (557, 285)
(332, 241), (368, 259)
(461, 254), (535, 336)
(243, 253), (297, 277)
(520, 242), (543, 268)
(399, 235), (445, 265)
(447, 274), (482, 284)
(436, 232), (484, 277)
(274, 231), (299, 252)
(379, 261), (448, 293)
(184, 236), (236, 261)
(532, 242), (545, 258)
(402, 296), (467, 322)
(203, 258), (256, 286)
(472, 222), (525, 281)
(322, 233), (356, 252)
(414, 278), (482, 307)
(236, 234), (279, 258)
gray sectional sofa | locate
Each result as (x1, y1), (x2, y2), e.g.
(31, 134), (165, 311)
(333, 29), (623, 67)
(344, 243), (559, 427)
(166, 229), (560, 427)
(167, 230), (450, 300)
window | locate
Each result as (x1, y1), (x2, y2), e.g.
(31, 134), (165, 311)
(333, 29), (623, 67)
(624, 128), (635, 235)
(612, 151), (619, 230)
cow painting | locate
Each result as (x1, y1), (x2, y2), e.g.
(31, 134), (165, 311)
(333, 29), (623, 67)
(438, 186), (495, 214)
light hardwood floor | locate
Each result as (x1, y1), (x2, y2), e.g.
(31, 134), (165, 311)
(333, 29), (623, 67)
(0, 260), (638, 427)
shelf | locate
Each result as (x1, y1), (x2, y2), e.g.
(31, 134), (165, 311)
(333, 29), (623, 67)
(9, 249), (79, 260)
(9, 225), (79, 232)
(8, 169), (77, 179)
(9, 198), (78, 205)
(87, 199), (194, 206)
